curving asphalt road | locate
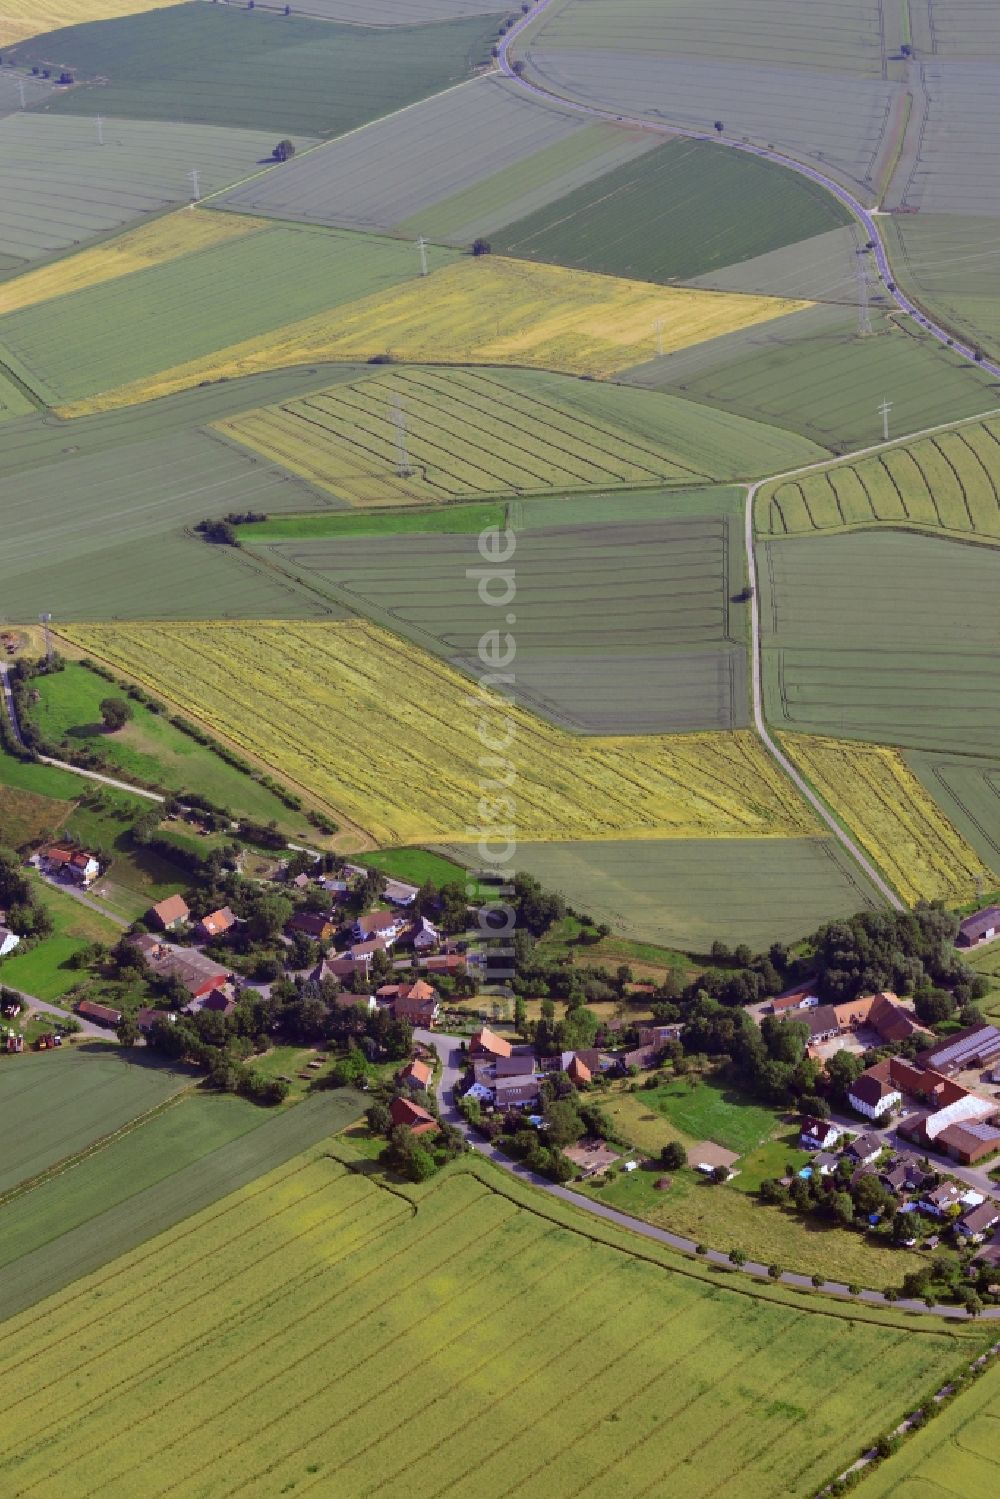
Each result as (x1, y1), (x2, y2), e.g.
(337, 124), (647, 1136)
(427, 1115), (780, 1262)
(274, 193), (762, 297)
(499, 0), (1000, 379)
(417, 1030), (998, 1322)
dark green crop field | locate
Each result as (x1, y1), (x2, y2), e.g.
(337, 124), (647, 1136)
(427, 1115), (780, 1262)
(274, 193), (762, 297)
(494, 136), (852, 283)
(905, 751), (1000, 873)
(12, 6), (501, 137)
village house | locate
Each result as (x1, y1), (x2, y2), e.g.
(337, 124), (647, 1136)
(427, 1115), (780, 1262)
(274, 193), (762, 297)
(638, 1024), (682, 1048)
(196, 906), (236, 942)
(957, 906), (1000, 948)
(40, 845), (100, 887)
(567, 1054), (592, 1087)
(135, 934), (233, 1002)
(847, 1067), (903, 1120)
(768, 982), (820, 1014)
(494, 1053), (536, 1078)
(917, 1024), (1000, 1076)
(389, 1096), (437, 1136)
(330, 991), (377, 1013)
(147, 894), (190, 931)
(287, 911), (336, 942)
(198, 986), (238, 1017)
(844, 1132), (883, 1165)
(918, 1182), (964, 1218)
(957, 1201), (1000, 1243)
(470, 1026), (512, 1061)
(419, 952), (466, 977)
(391, 979), (440, 1028)
(135, 1006), (177, 1035)
(353, 908), (407, 945)
(934, 1120), (1000, 1165)
(384, 879), (419, 908)
(493, 1074), (541, 1110)
(813, 1151), (839, 1176)
(0, 924), (21, 958)
(77, 999), (122, 1027)
(399, 1058), (432, 1090)
(411, 917), (440, 952)
(314, 953), (374, 984)
(800, 1116), (842, 1151)
(880, 1156), (932, 1196)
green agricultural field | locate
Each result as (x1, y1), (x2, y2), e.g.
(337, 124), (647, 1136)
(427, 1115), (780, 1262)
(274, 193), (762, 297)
(0, 1045), (192, 1195)
(758, 413), (1000, 541)
(0, 876), (121, 998)
(494, 136), (851, 283)
(759, 530), (1000, 754)
(0, 114), (314, 265)
(238, 502), (505, 542)
(687, 225), (862, 303)
(0, 225), (455, 405)
(218, 73), (649, 237)
(905, 751), (1000, 873)
(220, 366), (828, 506)
(489, 836), (885, 949)
(0, 367), (36, 418)
(859, 1352), (1000, 1498)
(0, 1088), (366, 1321)
(11, 6), (500, 136)
(887, 212), (1000, 363)
(27, 661), (306, 830)
(293, 0), (508, 19)
(623, 307), (1000, 452)
(0, 1145), (980, 1498)
(354, 847), (467, 887)
(257, 488), (752, 733)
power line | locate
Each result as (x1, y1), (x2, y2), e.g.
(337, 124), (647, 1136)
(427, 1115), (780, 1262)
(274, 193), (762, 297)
(416, 236), (428, 277)
(856, 260), (872, 336)
(188, 168), (201, 203)
(95, 114), (104, 146)
(39, 613), (52, 664)
(878, 398), (893, 442)
(18, 79), (25, 109)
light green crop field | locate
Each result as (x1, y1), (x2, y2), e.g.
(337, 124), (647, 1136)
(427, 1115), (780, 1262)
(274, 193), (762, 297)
(904, 751), (1000, 874)
(760, 530), (1000, 755)
(256, 490), (752, 733)
(0, 225), (455, 405)
(237, 502), (505, 542)
(353, 847), (467, 887)
(27, 661), (304, 830)
(0, 1047), (191, 1196)
(623, 308), (1000, 452)
(220, 365), (828, 505)
(0, 1146), (981, 1499)
(0, 114), (314, 265)
(494, 136), (851, 283)
(0, 877), (121, 999)
(859, 1353), (1000, 1498)
(496, 836), (884, 949)
(887, 212), (1000, 363)
(10, 6), (500, 136)
(0, 1089), (366, 1321)
(758, 413), (1000, 541)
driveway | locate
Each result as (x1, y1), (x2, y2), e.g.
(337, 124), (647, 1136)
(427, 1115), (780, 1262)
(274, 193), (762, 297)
(3, 988), (108, 1039)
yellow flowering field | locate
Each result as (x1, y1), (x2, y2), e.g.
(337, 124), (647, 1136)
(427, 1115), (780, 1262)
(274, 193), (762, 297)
(58, 256), (809, 415)
(785, 734), (997, 904)
(66, 619), (817, 846)
(0, 209), (268, 317)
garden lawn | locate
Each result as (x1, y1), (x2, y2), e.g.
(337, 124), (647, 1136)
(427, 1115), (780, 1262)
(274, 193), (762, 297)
(0, 877), (121, 999)
(617, 1075), (782, 1157)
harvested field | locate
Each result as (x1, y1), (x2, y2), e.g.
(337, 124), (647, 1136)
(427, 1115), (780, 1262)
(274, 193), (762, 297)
(0, 0), (176, 46)
(217, 367), (826, 505)
(64, 619), (818, 845)
(10, 6), (499, 136)
(218, 74), (649, 236)
(905, 752), (1000, 874)
(757, 413), (1000, 542)
(860, 1353), (1000, 1499)
(497, 836), (884, 949)
(494, 137), (851, 283)
(760, 531), (1000, 755)
(0, 1048), (191, 1196)
(0, 114), (311, 266)
(0, 1089), (365, 1321)
(783, 735), (996, 904)
(623, 306), (1000, 451)
(0, 1149), (979, 1499)
(0, 225), (452, 406)
(258, 496), (751, 733)
(65, 257), (811, 413)
(0, 208), (267, 316)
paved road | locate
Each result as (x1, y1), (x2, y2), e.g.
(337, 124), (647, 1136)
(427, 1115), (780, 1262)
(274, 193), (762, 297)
(499, 1), (1000, 380)
(3, 988), (108, 1038)
(36, 870), (129, 929)
(416, 1030), (996, 1320)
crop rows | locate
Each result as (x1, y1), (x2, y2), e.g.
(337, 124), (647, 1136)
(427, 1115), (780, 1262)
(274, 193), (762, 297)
(904, 750), (1000, 872)
(63, 256), (808, 415)
(66, 619), (815, 845)
(761, 416), (1000, 540)
(0, 1155), (974, 1499)
(785, 735), (996, 903)
(219, 366), (713, 504)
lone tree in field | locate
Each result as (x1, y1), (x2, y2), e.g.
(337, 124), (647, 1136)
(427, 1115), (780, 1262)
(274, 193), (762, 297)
(99, 697), (133, 732)
(272, 138), (295, 162)
(714, 120), (724, 133)
(472, 238), (492, 256)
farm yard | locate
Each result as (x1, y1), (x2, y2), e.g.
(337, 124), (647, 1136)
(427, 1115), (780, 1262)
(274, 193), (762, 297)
(64, 619), (817, 846)
(499, 836), (883, 950)
(0, 115), (310, 266)
(257, 493), (750, 733)
(759, 531), (1000, 755)
(8, 5), (500, 136)
(783, 735), (996, 905)
(0, 224), (454, 407)
(624, 307), (1000, 452)
(757, 413), (1000, 542)
(217, 74), (652, 237)
(0, 1147), (982, 1499)
(218, 367), (828, 505)
(493, 137), (852, 284)
(67, 255), (812, 413)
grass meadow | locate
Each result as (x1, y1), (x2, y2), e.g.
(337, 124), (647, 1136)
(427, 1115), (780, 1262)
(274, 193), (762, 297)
(0, 875), (121, 998)
(0, 1146), (981, 1499)
(65, 619), (817, 844)
(238, 502), (506, 541)
(758, 413), (1000, 542)
(353, 847), (467, 887)
(219, 365), (827, 505)
(65, 256), (810, 412)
